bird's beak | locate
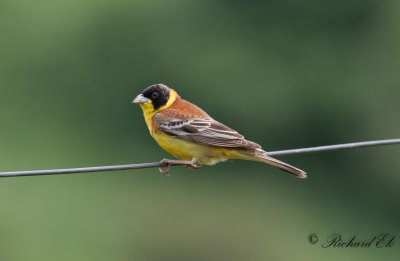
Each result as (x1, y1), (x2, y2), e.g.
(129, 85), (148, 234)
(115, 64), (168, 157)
(132, 94), (150, 104)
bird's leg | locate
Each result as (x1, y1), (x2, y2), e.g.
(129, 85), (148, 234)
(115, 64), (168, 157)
(185, 160), (201, 170)
(159, 159), (201, 176)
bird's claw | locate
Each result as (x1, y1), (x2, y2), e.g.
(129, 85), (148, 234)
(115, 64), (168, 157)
(159, 166), (171, 176)
(185, 164), (201, 169)
(159, 159), (172, 176)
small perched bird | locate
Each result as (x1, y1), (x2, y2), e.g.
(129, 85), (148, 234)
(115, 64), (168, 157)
(132, 84), (306, 178)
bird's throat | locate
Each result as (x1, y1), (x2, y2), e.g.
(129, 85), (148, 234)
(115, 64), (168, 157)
(140, 89), (179, 136)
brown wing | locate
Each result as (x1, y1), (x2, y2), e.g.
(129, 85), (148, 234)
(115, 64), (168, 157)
(154, 99), (261, 149)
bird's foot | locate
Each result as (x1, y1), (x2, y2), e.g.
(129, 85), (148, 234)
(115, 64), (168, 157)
(159, 159), (201, 176)
(185, 164), (201, 170)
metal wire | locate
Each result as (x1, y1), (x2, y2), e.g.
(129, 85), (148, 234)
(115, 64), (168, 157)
(0, 139), (399, 178)
(266, 139), (400, 156)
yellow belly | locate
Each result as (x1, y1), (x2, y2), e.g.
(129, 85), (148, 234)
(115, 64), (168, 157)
(152, 131), (243, 165)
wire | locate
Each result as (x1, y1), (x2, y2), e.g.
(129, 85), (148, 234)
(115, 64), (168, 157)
(266, 139), (400, 156)
(0, 139), (399, 178)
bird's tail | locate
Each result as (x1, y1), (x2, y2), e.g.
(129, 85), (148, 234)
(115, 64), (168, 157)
(239, 150), (307, 178)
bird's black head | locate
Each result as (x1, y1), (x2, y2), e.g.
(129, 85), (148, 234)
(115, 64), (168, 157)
(142, 84), (170, 109)
(132, 83), (171, 110)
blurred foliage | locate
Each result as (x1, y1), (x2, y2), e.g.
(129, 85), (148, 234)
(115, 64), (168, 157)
(0, 0), (399, 260)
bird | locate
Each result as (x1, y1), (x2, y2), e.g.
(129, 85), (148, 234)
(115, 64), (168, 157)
(132, 83), (306, 178)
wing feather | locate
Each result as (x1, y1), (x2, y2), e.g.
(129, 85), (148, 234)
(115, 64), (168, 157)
(154, 109), (261, 149)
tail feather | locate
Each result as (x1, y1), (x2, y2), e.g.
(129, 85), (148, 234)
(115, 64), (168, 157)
(241, 150), (307, 178)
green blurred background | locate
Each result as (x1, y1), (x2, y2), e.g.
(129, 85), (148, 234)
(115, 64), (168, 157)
(0, 0), (399, 260)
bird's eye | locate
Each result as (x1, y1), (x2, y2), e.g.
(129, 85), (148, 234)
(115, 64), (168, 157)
(152, 92), (159, 99)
